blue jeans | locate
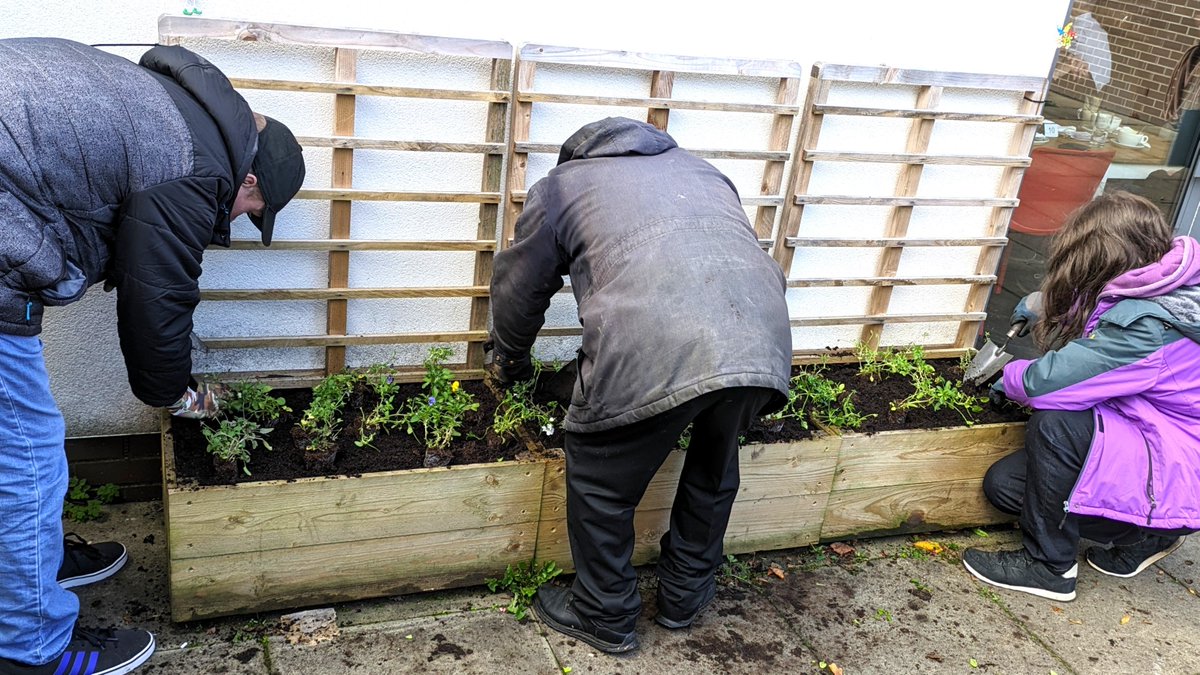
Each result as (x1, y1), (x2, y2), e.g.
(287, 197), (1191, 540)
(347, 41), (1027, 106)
(0, 333), (76, 665)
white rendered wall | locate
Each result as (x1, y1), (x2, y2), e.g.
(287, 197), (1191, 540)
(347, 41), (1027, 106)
(0, 0), (1070, 436)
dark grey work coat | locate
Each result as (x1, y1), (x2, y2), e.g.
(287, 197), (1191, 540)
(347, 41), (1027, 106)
(491, 117), (792, 433)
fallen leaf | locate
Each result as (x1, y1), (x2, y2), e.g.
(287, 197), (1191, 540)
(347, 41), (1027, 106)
(969, 657), (979, 668)
(1120, 614), (1131, 625)
(829, 664), (844, 675)
(830, 542), (856, 557)
(913, 541), (944, 555)
(1068, 619), (1083, 625)
(769, 564), (786, 580)
(1051, 606), (1063, 613)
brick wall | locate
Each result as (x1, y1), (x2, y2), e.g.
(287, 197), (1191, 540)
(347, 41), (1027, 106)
(1053, 0), (1200, 126)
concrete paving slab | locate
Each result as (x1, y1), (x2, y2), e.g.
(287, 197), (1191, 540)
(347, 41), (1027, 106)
(534, 581), (818, 674)
(1139, 534), (1200, 597)
(268, 610), (559, 674)
(142, 643), (268, 674)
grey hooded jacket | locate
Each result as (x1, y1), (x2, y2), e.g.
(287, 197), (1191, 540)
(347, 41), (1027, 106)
(491, 117), (792, 433)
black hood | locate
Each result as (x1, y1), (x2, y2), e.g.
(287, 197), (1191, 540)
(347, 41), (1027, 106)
(557, 117), (678, 165)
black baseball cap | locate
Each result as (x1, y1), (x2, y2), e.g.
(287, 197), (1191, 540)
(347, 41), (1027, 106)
(248, 116), (305, 246)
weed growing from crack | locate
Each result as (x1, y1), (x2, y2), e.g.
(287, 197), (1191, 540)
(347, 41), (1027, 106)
(63, 478), (120, 523)
(486, 560), (562, 620)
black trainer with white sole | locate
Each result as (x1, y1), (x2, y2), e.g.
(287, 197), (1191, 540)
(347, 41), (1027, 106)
(0, 626), (155, 675)
(962, 547), (1078, 602)
(1086, 535), (1184, 578)
(58, 534), (128, 589)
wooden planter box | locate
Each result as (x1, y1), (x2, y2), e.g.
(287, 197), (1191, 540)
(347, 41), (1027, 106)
(162, 413), (1024, 620)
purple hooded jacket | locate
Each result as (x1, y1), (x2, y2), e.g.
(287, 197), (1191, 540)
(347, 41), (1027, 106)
(1000, 236), (1200, 530)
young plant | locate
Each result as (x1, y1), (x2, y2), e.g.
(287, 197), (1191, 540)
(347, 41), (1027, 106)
(202, 417), (273, 476)
(400, 347), (480, 451)
(224, 381), (291, 423)
(769, 366), (873, 432)
(355, 366), (405, 449)
(895, 376), (986, 426)
(299, 372), (357, 455)
(62, 477), (120, 523)
(855, 343), (934, 382)
(485, 559), (563, 620)
(492, 359), (560, 441)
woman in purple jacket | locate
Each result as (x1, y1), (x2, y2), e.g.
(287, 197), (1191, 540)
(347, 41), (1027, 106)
(964, 191), (1200, 601)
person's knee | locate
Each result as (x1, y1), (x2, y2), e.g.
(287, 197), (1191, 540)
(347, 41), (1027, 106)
(982, 457), (1022, 515)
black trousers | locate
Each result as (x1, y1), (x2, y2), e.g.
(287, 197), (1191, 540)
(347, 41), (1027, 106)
(983, 409), (1193, 570)
(563, 387), (776, 633)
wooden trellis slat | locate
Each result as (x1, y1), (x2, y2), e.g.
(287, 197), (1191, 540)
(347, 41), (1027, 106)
(160, 17), (514, 381)
(775, 62), (1045, 360)
(513, 143), (791, 162)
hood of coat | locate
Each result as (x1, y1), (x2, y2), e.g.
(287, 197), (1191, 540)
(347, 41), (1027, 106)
(138, 45), (258, 192)
(1087, 236), (1200, 338)
(556, 117), (678, 165)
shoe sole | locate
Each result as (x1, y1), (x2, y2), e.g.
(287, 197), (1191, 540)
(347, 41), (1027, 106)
(98, 633), (155, 675)
(655, 587), (717, 629)
(532, 599), (639, 654)
(962, 558), (1076, 602)
(59, 547), (128, 589)
(1087, 538), (1185, 578)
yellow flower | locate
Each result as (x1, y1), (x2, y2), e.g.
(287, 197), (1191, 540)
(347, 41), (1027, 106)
(451, 381), (460, 392)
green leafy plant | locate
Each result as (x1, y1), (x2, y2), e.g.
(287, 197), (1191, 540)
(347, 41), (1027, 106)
(224, 381), (291, 423)
(401, 347), (480, 450)
(492, 359), (559, 441)
(855, 343), (935, 382)
(355, 365), (404, 449)
(202, 417), (273, 475)
(63, 477), (120, 522)
(485, 559), (563, 620)
(769, 366), (873, 432)
(299, 372), (357, 454)
(857, 342), (986, 426)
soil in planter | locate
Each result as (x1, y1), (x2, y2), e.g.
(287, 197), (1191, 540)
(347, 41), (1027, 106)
(521, 357), (1028, 447)
(171, 380), (527, 486)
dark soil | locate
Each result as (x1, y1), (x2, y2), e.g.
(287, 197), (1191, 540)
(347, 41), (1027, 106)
(171, 380), (527, 486)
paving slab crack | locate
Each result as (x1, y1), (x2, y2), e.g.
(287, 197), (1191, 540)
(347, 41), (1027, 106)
(976, 587), (1078, 675)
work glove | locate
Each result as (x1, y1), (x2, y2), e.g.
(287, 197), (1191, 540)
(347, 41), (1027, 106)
(1010, 291), (1043, 338)
(168, 381), (228, 419)
(987, 381), (1010, 412)
(487, 341), (535, 385)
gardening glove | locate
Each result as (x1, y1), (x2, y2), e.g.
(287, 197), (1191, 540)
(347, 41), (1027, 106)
(1010, 291), (1043, 338)
(492, 346), (535, 386)
(168, 382), (228, 419)
(987, 381), (1010, 412)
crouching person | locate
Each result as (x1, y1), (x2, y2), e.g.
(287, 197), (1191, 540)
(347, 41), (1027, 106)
(489, 117), (792, 652)
(964, 192), (1200, 602)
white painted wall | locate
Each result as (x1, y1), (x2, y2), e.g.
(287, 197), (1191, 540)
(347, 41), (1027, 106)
(1, 0), (1070, 436)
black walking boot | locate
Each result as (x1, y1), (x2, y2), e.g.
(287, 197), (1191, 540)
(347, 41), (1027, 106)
(532, 586), (639, 654)
(655, 581), (716, 629)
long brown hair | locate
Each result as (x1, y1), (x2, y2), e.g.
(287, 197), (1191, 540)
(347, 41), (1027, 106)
(1034, 191), (1174, 350)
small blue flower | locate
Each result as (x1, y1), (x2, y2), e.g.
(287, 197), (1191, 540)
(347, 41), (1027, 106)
(427, 396), (437, 406)
(386, 376), (394, 384)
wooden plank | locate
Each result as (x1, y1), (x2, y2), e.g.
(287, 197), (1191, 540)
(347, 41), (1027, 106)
(228, 77), (508, 102)
(296, 136), (504, 153)
(325, 48), (356, 375)
(860, 85), (942, 349)
(514, 143), (790, 161)
(186, 367), (487, 391)
(788, 275), (995, 287)
(170, 524), (535, 621)
(200, 331), (489, 349)
(502, 59), (536, 244)
(803, 150), (1030, 167)
(773, 75), (829, 275)
(200, 286), (490, 301)
(159, 16), (514, 60)
(167, 460), (545, 559)
(754, 77), (800, 240)
(792, 347), (967, 365)
(467, 58), (510, 371)
(815, 63), (1046, 92)
(519, 43), (806, 77)
(510, 191), (782, 206)
(516, 91), (796, 115)
(793, 195), (1018, 207)
(223, 239), (495, 251)
(813, 105), (1042, 124)
(820, 479), (1013, 541)
(298, 189), (502, 203)
(832, 424), (1026, 491)
(646, 70), (674, 130)
(787, 237), (1007, 247)
(790, 312), (986, 327)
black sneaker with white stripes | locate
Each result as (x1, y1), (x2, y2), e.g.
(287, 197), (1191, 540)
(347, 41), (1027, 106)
(963, 547), (1078, 602)
(57, 534), (128, 589)
(1086, 535), (1184, 578)
(0, 626), (154, 675)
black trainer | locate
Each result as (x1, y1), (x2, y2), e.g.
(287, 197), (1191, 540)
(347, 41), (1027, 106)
(58, 534), (128, 589)
(532, 586), (639, 654)
(1086, 535), (1184, 578)
(655, 582), (716, 629)
(0, 625), (155, 675)
(962, 547), (1078, 602)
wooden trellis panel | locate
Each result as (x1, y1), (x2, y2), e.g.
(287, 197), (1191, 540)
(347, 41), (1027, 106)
(774, 63), (1047, 361)
(158, 17), (513, 383)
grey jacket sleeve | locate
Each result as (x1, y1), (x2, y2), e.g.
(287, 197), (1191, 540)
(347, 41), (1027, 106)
(489, 179), (568, 363)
